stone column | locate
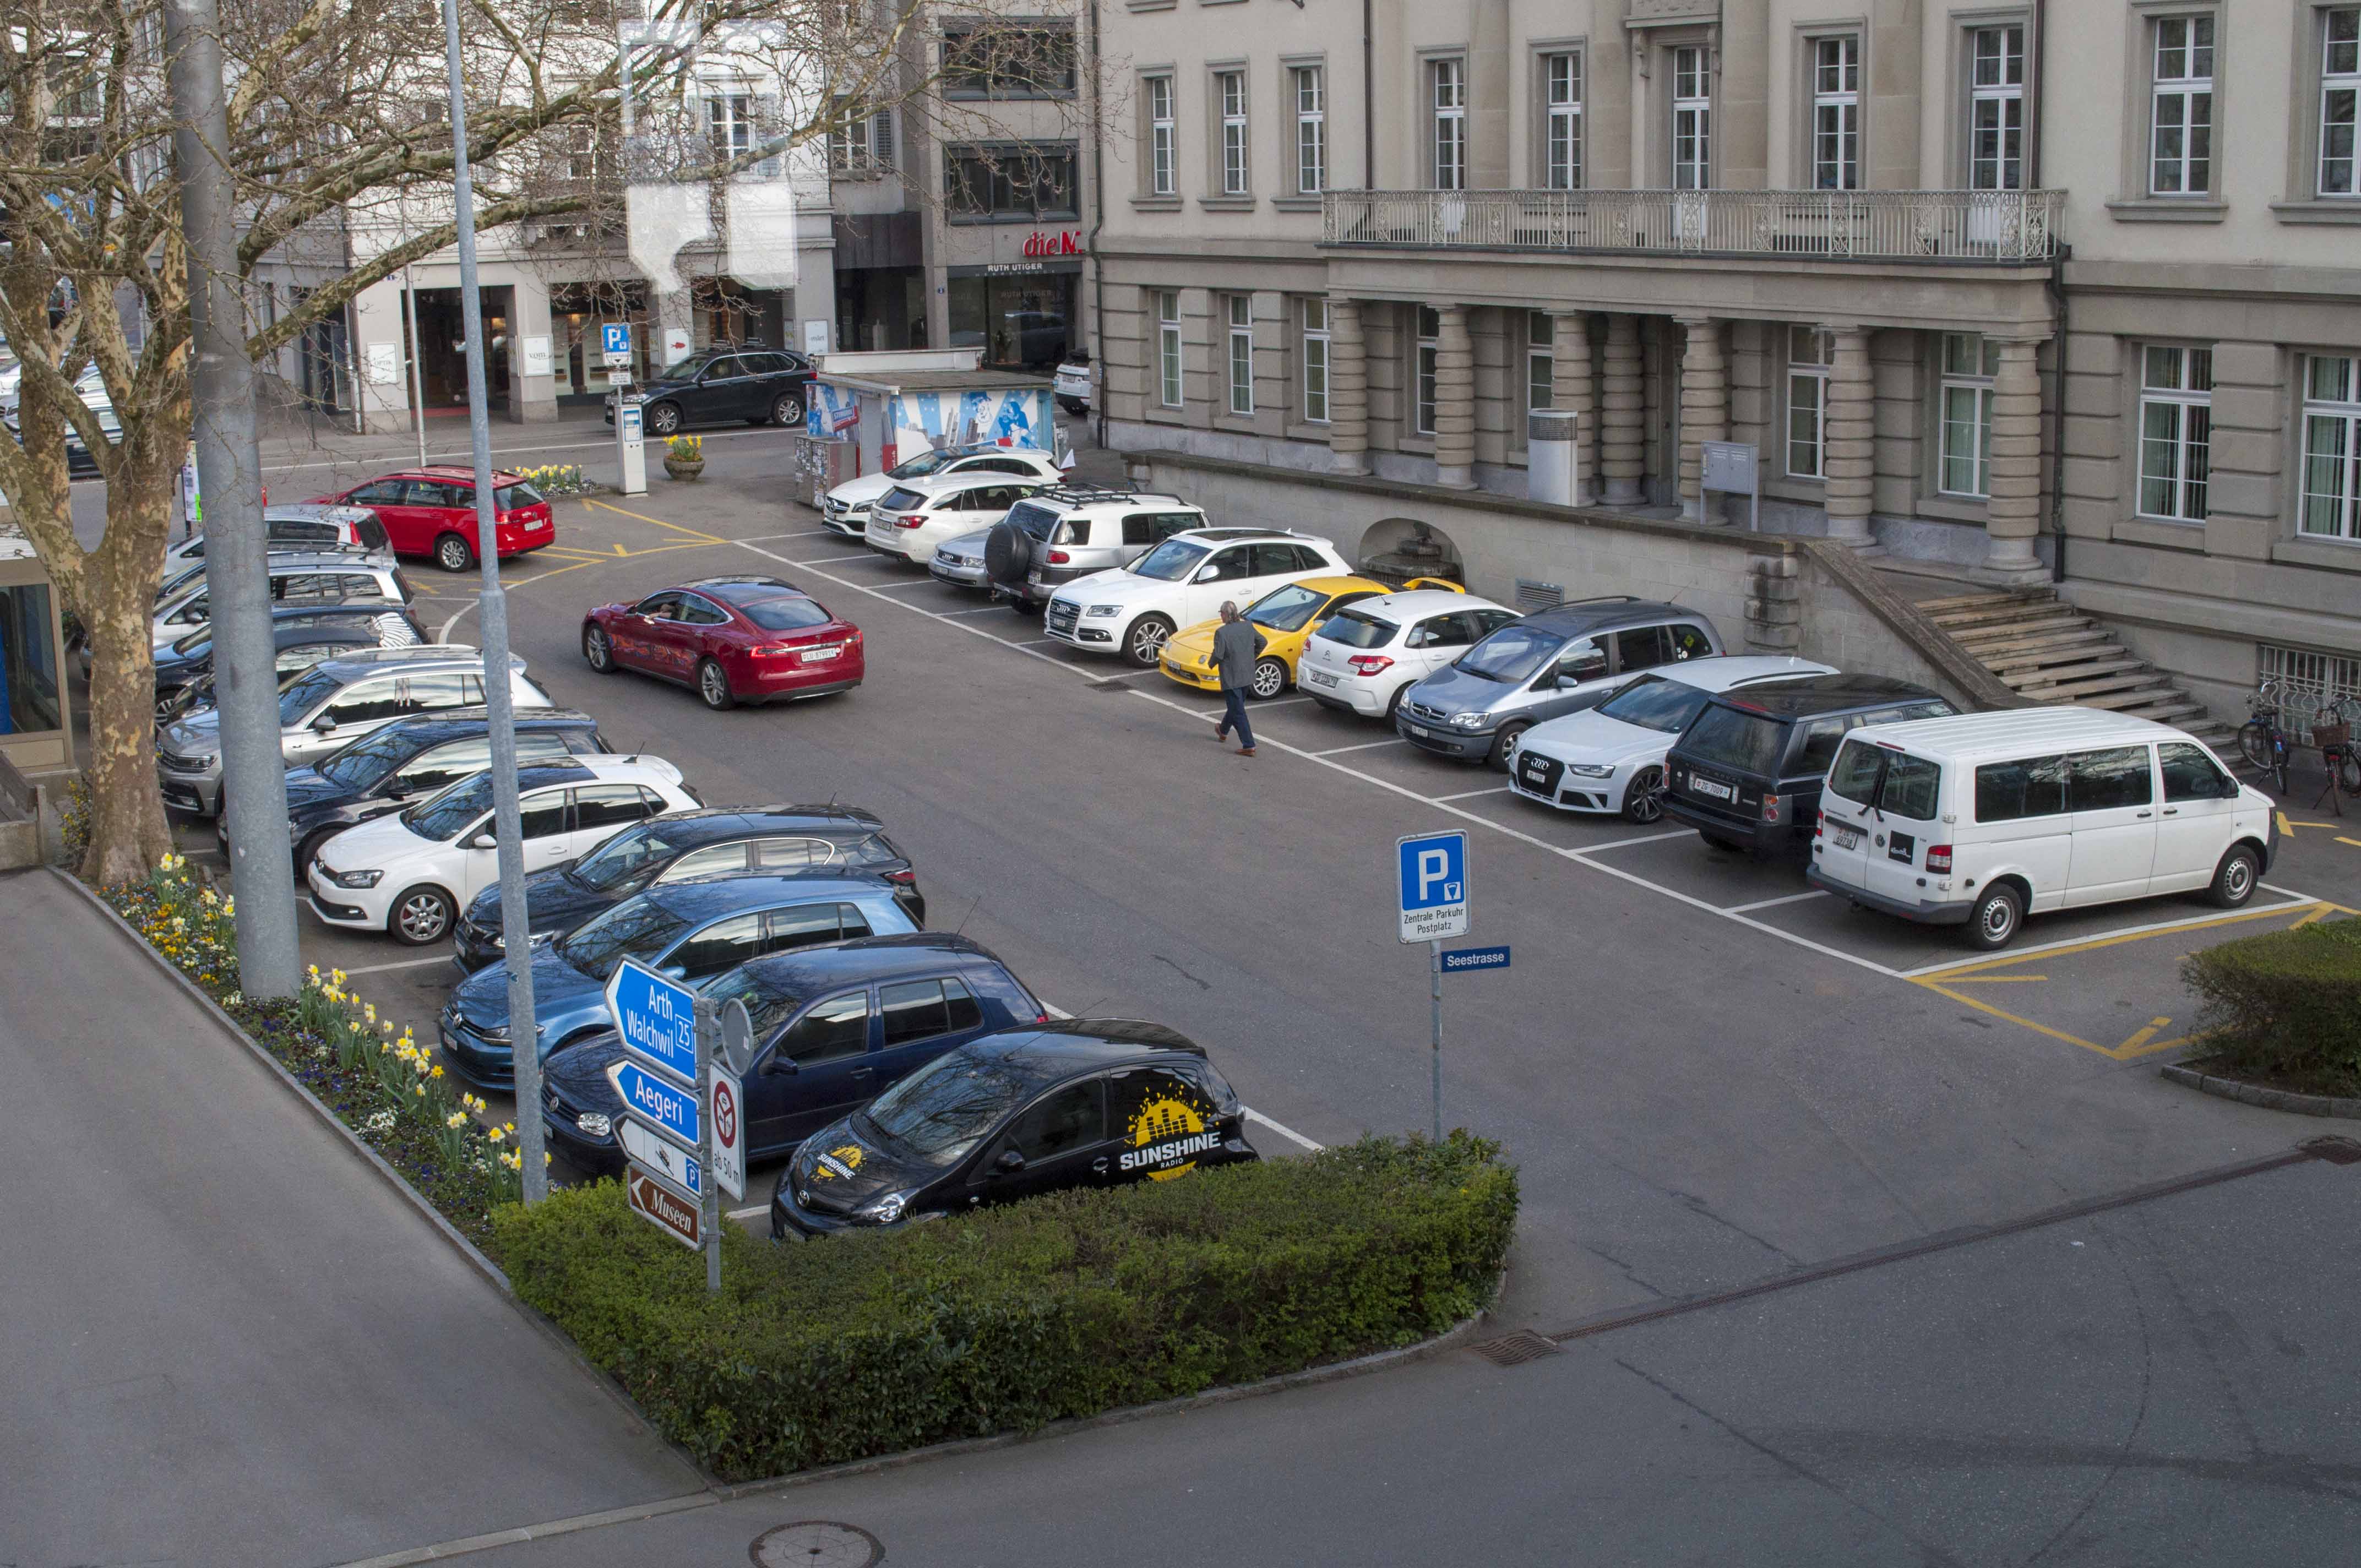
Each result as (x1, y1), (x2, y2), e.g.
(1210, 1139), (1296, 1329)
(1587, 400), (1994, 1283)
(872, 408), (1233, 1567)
(1600, 313), (1645, 504)
(1675, 315), (1727, 523)
(1433, 304), (1477, 489)
(1979, 333), (2048, 582)
(1328, 297), (1369, 475)
(1820, 322), (1876, 546)
(1549, 311), (1597, 503)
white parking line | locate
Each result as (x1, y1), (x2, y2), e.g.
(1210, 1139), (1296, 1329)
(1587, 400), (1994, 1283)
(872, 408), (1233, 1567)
(1313, 738), (1408, 757)
(1578, 829), (1694, 853)
(1726, 890), (1829, 914)
(1434, 786), (1510, 802)
(341, 954), (461, 976)
(1016, 638), (1057, 649)
(727, 1205), (769, 1221)
(1245, 1108), (1325, 1152)
(738, 529), (840, 542)
(863, 578), (950, 593)
(937, 605), (1010, 617)
(795, 553), (890, 566)
(1256, 696), (1318, 709)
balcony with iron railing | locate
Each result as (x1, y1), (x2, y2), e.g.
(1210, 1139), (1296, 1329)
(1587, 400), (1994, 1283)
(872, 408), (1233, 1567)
(1321, 188), (2064, 264)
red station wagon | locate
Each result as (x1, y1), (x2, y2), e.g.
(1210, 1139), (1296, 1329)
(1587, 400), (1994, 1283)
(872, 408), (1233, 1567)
(310, 467), (556, 572)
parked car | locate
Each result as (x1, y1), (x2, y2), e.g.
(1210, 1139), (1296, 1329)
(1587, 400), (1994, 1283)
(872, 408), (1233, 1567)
(233, 707), (610, 878)
(156, 648), (551, 816)
(153, 601), (425, 722)
(309, 467), (556, 571)
(2, 363), (118, 475)
(1807, 709), (2277, 950)
(864, 472), (1053, 566)
(149, 552), (414, 654)
(438, 873), (920, 1088)
(1396, 599), (1726, 767)
(1505, 656), (1838, 823)
(1053, 352), (1094, 415)
(602, 347), (813, 437)
(1159, 575), (1463, 700)
(540, 933), (1048, 1175)
(983, 486), (1205, 612)
(1045, 528), (1353, 667)
(454, 802), (924, 970)
(1662, 674), (1957, 859)
(929, 530), (997, 592)
(163, 504), (390, 571)
(310, 756), (697, 946)
(822, 445), (1065, 539)
(581, 575), (862, 710)
(1297, 589), (1526, 724)
(771, 1021), (1256, 1237)
(156, 622), (414, 725)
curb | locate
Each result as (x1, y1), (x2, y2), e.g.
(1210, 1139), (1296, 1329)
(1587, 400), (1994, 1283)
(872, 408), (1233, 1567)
(2160, 1059), (2361, 1120)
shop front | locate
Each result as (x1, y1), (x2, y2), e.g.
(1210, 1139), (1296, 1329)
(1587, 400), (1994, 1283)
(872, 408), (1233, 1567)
(0, 533), (70, 772)
(949, 253), (1080, 371)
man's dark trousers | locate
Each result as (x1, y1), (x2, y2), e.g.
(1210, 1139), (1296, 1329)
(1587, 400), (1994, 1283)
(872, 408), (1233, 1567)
(1216, 687), (1256, 749)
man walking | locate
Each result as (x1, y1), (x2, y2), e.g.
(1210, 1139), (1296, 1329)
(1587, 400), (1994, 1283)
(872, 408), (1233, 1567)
(1209, 600), (1265, 757)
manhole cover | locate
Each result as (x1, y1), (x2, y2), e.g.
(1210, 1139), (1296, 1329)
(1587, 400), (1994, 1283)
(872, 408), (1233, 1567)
(2302, 1135), (2361, 1166)
(750, 1520), (883, 1568)
(1470, 1328), (1564, 1368)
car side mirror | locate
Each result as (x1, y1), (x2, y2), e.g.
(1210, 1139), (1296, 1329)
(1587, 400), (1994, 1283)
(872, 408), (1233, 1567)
(660, 965), (688, 981)
(765, 1055), (798, 1076)
(1194, 566), (1220, 582)
(993, 1148), (1026, 1174)
(466, 832), (497, 850)
(311, 714), (337, 733)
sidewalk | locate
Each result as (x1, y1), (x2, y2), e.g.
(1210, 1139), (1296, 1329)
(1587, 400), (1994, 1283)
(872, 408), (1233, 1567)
(0, 869), (700, 1568)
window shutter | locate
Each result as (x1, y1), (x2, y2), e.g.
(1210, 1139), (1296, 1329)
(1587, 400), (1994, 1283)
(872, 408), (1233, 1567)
(871, 109), (895, 170)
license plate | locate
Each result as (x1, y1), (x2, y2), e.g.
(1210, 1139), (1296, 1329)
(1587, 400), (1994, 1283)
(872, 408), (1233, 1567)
(1522, 760), (1549, 782)
(1307, 670), (1339, 688)
(1691, 777), (1734, 802)
(1406, 725), (1432, 739)
(1834, 826), (1862, 851)
(799, 647), (837, 663)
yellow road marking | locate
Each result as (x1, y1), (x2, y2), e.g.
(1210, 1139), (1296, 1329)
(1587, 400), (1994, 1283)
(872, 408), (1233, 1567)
(583, 497), (724, 545)
(2117, 1016), (2173, 1053)
(1945, 974), (2047, 983)
(2338, 837), (2361, 850)
(2293, 906), (2331, 928)
(2285, 820), (2336, 829)
(1917, 902), (2324, 982)
(2278, 811), (2293, 835)
(1915, 981), (2107, 1055)
(2118, 1031), (2197, 1060)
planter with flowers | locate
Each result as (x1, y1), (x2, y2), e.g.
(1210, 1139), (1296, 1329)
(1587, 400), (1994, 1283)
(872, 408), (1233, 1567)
(662, 433), (704, 481)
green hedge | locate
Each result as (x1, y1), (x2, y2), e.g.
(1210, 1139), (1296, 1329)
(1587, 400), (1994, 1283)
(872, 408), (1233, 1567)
(493, 1133), (1517, 1480)
(2183, 917), (2361, 1092)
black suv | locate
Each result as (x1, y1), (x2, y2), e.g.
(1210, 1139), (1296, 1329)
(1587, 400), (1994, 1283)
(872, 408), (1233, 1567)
(1663, 674), (1956, 858)
(242, 707), (608, 877)
(603, 346), (813, 437)
(452, 803), (923, 970)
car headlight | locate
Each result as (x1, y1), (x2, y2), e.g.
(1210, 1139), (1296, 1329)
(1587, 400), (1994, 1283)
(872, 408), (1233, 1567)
(1565, 762), (1617, 778)
(1085, 603), (1122, 617)
(1448, 712), (1487, 730)
(575, 1112), (612, 1137)
(472, 1020), (510, 1044)
(859, 1188), (920, 1223)
(327, 867), (383, 889)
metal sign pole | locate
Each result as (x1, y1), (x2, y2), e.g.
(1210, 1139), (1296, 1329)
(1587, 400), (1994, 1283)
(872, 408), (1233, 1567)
(1429, 937), (1444, 1144)
(401, 264), (428, 468)
(695, 996), (722, 1294)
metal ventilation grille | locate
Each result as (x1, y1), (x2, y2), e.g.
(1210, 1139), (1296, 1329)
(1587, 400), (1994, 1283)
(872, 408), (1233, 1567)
(1515, 579), (1565, 614)
(1470, 1329), (1564, 1367)
(1528, 410), (1576, 443)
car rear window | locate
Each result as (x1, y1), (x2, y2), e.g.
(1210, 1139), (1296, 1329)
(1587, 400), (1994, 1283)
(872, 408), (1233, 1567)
(494, 482), (543, 511)
(1828, 739), (1943, 819)
(1005, 499), (1062, 541)
(740, 596), (833, 631)
(1318, 609), (1397, 650)
(1681, 704), (1787, 776)
(878, 487), (926, 511)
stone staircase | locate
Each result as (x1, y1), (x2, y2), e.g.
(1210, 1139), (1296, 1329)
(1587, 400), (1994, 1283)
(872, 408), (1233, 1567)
(1915, 587), (2239, 753)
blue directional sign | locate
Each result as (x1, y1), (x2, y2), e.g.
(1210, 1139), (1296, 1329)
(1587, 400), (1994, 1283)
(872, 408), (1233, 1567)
(600, 322), (633, 358)
(607, 1059), (700, 1151)
(1441, 945), (1510, 974)
(1396, 830), (1470, 943)
(605, 959), (699, 1087)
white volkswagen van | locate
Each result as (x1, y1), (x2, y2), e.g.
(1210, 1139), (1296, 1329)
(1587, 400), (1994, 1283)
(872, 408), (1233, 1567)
(1805, 708), (2277, 950)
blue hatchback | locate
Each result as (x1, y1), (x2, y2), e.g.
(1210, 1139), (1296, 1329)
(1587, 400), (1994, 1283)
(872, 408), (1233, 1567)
(539, 933), (1046, 1175)
(437, 873), (917, 1088)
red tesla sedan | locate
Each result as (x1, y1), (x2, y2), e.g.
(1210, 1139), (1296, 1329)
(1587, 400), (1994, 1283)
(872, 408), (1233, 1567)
(581, 576), (864, 709)
(309, 467), (556, 571)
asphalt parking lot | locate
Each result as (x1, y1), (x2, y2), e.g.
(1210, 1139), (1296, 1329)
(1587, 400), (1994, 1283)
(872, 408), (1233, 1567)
(166, 417), (2361, 1324)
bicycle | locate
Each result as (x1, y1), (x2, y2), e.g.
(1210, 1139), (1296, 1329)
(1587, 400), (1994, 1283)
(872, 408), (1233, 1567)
(2309, 696), (2361, 816)
(2238, 678), (2293, 794)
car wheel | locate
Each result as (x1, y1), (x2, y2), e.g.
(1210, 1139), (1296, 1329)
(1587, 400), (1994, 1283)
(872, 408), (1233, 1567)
(1486, 721), (1531, 770)
(1124, 614), (1174, 668)
(1963, 884), (2024, 950)
(390, 885), (455, 946)
(583, 623), (617, 673)
(434, 533), (476, 573)
(2205, 845), (2260, 908)
(1249, 657), (1288, 700)
(646, 401), (681, 437)
(295, 829), (336, 882)
(1384, 684), (1408, 722)
(697, 657), (736, 710)
(771, 391), (804, 427)
(1623, 765), (1667, 824)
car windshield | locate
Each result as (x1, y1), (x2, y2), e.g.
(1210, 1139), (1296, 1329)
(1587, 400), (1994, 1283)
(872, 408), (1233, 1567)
(557, 897), (694, 977)
(400, 772), (494, 841)
(1682, 704), (1787, 776)
(886, 450), (953, 479)
(739, 596), (832, 631)
(1128, 539), (1209, 582)
(315, 727), (420, 791)
(1455, 625), (1562, 684)
(570, 820), (701, 891)
(1247, 584), (1331, 633)
(276, 667), (343, 725)
(1316, 609), (1397, 650)
(704, 967), (809, 1042)
(1595, 674), (1715, 734)
(855, 1047), (1043, 1166)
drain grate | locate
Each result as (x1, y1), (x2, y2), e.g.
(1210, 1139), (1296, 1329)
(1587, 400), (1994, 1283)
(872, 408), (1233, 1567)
(2302, 1135), (2361, 1166)
(750, 1520), (883, 1568)
(1470, 1328), (1564, 1367)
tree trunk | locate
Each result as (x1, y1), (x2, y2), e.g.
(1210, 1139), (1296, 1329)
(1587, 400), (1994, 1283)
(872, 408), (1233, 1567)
(79, 439), (183, 886)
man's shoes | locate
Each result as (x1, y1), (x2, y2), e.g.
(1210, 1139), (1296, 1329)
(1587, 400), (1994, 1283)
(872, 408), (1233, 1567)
(1212, 728), (1228, 742)
(1238, 746), (1257, 756)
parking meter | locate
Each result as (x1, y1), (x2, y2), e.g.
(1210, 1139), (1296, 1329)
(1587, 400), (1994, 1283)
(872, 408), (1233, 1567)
(616, 395), (647, 497)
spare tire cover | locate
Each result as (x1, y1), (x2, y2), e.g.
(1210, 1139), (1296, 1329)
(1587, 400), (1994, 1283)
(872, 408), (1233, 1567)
(984, 520), (1033, 584)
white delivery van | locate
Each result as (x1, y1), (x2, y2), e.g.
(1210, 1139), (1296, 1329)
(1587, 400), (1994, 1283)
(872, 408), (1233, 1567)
(1805, 708), (2277, 950)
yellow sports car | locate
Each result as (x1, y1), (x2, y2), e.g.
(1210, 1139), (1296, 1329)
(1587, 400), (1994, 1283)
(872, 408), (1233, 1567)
(1160, 575), (1462, 699)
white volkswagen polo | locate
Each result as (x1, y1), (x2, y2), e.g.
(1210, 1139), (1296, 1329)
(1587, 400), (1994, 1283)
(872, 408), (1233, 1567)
(1506, 655), (1836, 822)
(309, 755), (699, 946)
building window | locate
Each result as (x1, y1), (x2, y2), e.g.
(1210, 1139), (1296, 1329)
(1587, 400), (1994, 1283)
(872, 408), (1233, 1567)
(1430, 59), (1466, 190)
(2258, 643), (2361, 737)
(1414, 306), (1440, 436)
(1543, 52), (1582, 190)
(2322, 7), (2360, 196)
(1156, 292), (1183, 408)
(2137, 346), (2212, 522)
(1938, 333), (2000, 497)
(707, 85), (755, 168)
(943, 24), (1078, 99)
(1215, 70), (1249, 195)
(1147, 75), (1176, 196)
(1787, 326), (1834, 478)
(1225, 295), (1254, 416)
(1302, 298), (1330, 423)
(1813, 36), (1861, 190)
(1968, 25), (2025, 190)
(1526, 313), (1555, 415)
(2302, 354), (2361, 541)
(1293, 66), (1326, 194)
(1672, 46), (1711, 189)
(946, 144), (1080, 219)
(2150, 16), (2214, 195)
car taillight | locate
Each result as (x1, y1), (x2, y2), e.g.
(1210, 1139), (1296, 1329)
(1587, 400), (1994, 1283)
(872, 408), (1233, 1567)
(1347, 655), (1395, 676)
(1928, 845), (1953, 874)
(1047, 549), (1070, 564)
(1814, 810), (1825, 839)
(750, 644), (791, 657)
(845, 629), (862, 648)
(883, 869), (916, 886)
(897, 513), (926, 529)
(1762, 793), (1782, 824)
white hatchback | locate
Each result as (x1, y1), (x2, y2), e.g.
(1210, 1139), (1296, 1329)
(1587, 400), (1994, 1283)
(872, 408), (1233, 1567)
(1296, 590), (1522, 722)
(864, 472), (1053, 565)
(1506, 656), (1837, 821)
(309, 755), (699, 946)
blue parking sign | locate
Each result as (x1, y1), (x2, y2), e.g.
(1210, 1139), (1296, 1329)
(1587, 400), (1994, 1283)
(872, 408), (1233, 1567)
(600, 322), (632, 357)
(1396, 831), (1470, 943)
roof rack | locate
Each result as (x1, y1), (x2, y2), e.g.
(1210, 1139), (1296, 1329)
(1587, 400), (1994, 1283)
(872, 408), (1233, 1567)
(1018, 482), (1149, 508)
(1562, 595), (1642, 606)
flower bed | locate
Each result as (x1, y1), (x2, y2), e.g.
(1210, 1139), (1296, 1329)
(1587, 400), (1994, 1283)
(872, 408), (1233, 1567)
(516, 462), (586, 497)
(104, 856), (534, 1249)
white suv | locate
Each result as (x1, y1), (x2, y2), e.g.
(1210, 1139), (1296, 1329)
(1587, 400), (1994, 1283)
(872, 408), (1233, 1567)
(822, 447), (1062, 537)
(1045, 529), (1352, 666)
(864, 472), (1053, 565)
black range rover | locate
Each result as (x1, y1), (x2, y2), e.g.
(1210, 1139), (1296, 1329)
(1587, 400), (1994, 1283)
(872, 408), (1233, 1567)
(1662, 674), (1956, 858)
